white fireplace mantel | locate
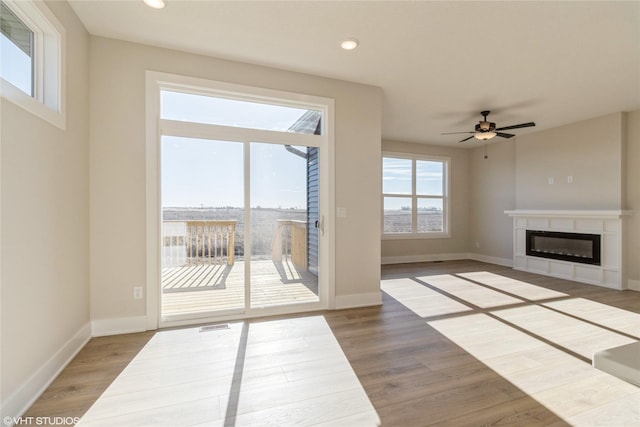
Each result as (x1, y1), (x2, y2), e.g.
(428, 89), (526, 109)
(504, 210), (631, 290)
(505, 210), (631, 219)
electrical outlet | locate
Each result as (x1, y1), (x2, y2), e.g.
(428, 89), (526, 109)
(548, 177), (555, 185)
(475, 241), (480, 248)
(133, 286), (143, 300)
(567, 175), (573, 184)
(337, 207), (347, 218)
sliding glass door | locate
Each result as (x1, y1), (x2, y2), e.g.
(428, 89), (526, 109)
(160, 138), (320, 320)
(161, 137), (246, 317)
(250, 142), (319, 308)
(156, 85), (326, 323)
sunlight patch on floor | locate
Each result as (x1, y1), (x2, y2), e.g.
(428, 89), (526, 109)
(418, 274), (524, 308)
(457, 271), (568, 300)
(381, 278), (472, 318)
(428, 313), (640, 425)
(492, 305), (637, 359)
(383, 271), (640, 426)
(543, 298), (640, 338)
(77, 316), (379, 426)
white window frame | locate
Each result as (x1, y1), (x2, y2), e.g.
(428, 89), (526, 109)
(0, 0), (65, 129)
(382, 152), (450, 239)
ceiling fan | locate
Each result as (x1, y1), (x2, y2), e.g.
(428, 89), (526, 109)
(442, 110), (535, 142)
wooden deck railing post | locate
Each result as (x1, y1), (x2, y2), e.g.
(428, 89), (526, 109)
(272, 220), (284, 261)
(272, 219), (307, 270)
(228, 222), (235, 265)
(291, 221), (308, 270)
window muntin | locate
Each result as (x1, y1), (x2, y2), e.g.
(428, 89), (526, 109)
(161, 90), (323, 135)
(1, 1), (33, 95)
(383, 153), (449, 237)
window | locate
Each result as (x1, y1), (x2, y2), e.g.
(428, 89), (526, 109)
(382, 153), (449, 238)
(0, 0), (65, 129)
(161, 90), (322, 134)
(1, 1), (33, 95)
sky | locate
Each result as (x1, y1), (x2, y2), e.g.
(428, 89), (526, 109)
(1, 33), (32, 95)
(162, 90), (313, 133)
(162, 136), (308, 209)
(161, 91), (312, 209)
(383, 157), (444, 210)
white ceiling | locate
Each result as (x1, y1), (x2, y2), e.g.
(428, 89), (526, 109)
(69, 0), (640, 146)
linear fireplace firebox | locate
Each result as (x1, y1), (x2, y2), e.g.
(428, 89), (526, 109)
(526, 230), (601, 266)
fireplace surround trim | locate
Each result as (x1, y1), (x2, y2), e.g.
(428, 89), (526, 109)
(504, 210), (631, 219)
(505, 210), (631, 290)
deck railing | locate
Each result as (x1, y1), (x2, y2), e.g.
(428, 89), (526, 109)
(163, 218), (307, 269)
(163, 220), (236, 267)
(272, 219), (308, 270)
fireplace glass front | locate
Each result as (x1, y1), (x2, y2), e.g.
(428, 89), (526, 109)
(526, 230), (601, 265)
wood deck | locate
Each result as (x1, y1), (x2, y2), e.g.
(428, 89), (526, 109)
(162, 259), (318, 315)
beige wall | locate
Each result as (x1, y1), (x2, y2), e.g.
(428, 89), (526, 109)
(626, 111), (640, 285)
(89, 37), (382, 322)
(0, 0), (90, 413)
(515, 113), (626, 210)
(469, 111), (638, 282)
(469, 140), (516, 262)
(381, 140), (470, 260)
(386, 111), (638, 281)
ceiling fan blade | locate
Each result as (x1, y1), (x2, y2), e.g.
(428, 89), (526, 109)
(458, 135), (475, 143)
(441, 131), (474, 135)
(497, 132), (515, 138)
(495, 122), (535, 131)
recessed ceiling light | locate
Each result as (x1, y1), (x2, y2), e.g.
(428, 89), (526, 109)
(341, 38), (359, 50)
(144, 0), (165, 9)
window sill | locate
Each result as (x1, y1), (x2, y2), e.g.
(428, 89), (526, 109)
(1, 78), (66, 130)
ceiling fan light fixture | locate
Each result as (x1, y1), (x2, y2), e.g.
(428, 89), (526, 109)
(474, 131), (497, 140)
(443, 111), (535, 143)
(143, 0), (165, 9)
(341, 38), (359, 50)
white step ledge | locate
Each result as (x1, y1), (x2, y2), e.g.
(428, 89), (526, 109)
(593, 341), (640, 387)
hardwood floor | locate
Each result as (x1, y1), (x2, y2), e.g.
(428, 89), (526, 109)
(23, 260), (640, 426)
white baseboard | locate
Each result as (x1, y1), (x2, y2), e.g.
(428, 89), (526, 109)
(1, 322), (91, 426)
(628, 279), (640, 292)
(334, 292), (382, 310)
(381, 253), (467, 265)
(381, 252), (513, 268)
(467, 253), (513, 267)
(91, 316), (148, 337)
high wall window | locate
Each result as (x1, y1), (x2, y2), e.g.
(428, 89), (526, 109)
(382, 153), (449, 238)
(1, 1), (33, 95)
(0, 0), (65, 129)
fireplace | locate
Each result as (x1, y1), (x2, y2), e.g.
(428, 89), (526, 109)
(526, 230), (601, 266)
(505, 210), (629, 289)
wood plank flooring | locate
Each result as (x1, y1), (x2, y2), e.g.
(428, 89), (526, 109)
(22, 260), (640, 426)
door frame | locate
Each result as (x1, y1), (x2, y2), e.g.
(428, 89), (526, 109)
(145, 71), (335, 329)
